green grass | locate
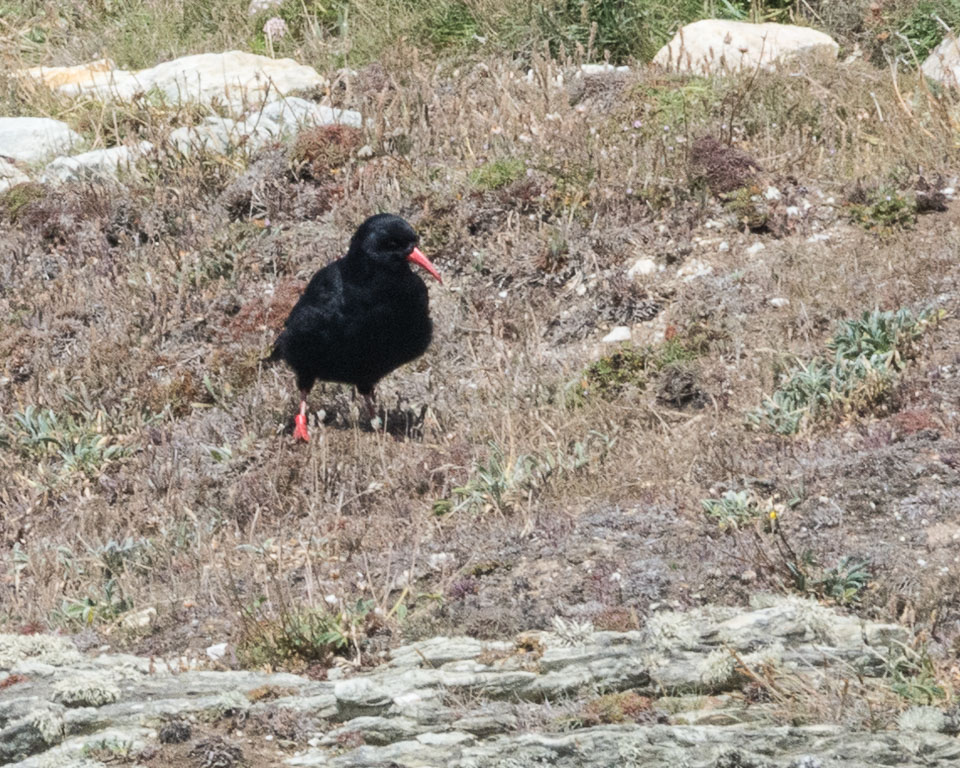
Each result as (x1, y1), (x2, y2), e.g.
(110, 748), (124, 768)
(3, 0), (958, 77)
(890, 0), (960, 65)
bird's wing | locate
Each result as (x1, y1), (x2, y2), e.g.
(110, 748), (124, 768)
(272, 263), (345, 356)
(284, 262), (344, 336)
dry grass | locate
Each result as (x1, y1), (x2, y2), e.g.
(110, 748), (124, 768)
(1, 0), (960, 730)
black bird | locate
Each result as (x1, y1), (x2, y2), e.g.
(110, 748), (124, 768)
(268, 213), (442, 441)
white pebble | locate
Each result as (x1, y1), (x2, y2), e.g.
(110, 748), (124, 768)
(206, 643), (228, 661)
(627, 258), (657, 278)
(602, 326), (631, 343)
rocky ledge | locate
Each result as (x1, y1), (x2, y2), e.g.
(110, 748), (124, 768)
(2, 596), (958, 767)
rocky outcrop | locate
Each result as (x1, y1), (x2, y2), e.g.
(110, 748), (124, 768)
(1, 597), (957, 768)
(653, 20), (839, 75)
(4, 53), (362, 187)
(23, 51), (327, 109)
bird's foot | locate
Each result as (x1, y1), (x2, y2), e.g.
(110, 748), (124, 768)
(293, 412), (310, 442)
(362, 393), (377, 422)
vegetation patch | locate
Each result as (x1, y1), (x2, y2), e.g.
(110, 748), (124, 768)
(570, 331), (710, 407)
(577, 690), (653, 726)
(723, 185), (771, 231)
(788, 555), (872, 607)
(577, 345), (650, 401)
(884, 643), (948, 705)
(0, 182), (46, 222)
(0, 405), (130, 481)
(848, 187), (917, 233)
(749, 308), (941, 435)
(236, 599), (377, 671)
(888, 0), (960, 64)
(292, 124), (363, 180)
(469, 157), (526, 190)
(689, 136), (761, 195)
(702, 490), (770, 531)
(438, 433), (614, 516)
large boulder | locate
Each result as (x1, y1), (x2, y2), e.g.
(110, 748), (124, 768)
(653, 20), (839, 75)
(0, 117), (82, 164)
(23, 51), (327, 109)
(922, 35), (960, 86)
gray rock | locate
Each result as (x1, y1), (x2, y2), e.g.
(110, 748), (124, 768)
(0, 117), (82, 164)
(168, 117), (243, 156)
(251, 97), (362, 133)
(41, 142), (152, 182)
(0, 598), (952, 768)
(169, 99), (363, 158)
(922, 35), (960, 86)
(320, 716), (423, 746)
(0, 158), (30, 193)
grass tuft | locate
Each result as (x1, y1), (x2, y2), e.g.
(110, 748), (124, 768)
(469, 157), (526, 190)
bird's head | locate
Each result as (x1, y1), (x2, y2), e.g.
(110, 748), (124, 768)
(349, 213), (442, 284)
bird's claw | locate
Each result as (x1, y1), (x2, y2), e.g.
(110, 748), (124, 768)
(293, 413), (310, 442)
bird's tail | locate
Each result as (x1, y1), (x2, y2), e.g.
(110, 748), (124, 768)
(261, 332), (286, 365)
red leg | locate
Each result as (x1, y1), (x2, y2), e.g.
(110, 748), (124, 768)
(293, 391), (310, 441)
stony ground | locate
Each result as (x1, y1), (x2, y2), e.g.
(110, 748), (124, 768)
(3, 597), (960, 767)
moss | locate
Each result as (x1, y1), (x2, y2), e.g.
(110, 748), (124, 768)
(0, 182), (46, 223)
(579, 346), (650, 400)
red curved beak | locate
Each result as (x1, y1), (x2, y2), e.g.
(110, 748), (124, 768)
(407, 247), (442, 284)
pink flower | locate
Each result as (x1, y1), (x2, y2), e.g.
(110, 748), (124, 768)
(263, 16), (288, 40)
